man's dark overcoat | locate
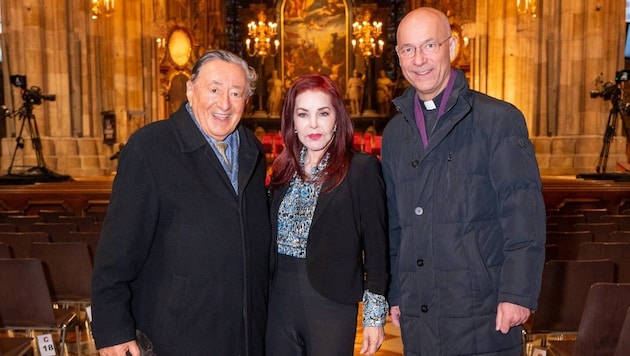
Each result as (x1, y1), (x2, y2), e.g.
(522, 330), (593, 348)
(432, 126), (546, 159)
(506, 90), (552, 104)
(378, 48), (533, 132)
(91, 103), (272, 356)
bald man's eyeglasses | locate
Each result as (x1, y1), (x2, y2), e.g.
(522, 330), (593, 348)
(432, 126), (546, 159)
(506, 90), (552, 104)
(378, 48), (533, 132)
(396, 37), (452, 58)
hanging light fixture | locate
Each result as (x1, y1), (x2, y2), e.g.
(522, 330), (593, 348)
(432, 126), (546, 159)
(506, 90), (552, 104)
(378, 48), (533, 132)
(516, 0), (537, 18)
(91, 0), (115, 20)
(244, 10), (279, 117)
(245, 11), (279, 62)
(351, 12), (384, 59)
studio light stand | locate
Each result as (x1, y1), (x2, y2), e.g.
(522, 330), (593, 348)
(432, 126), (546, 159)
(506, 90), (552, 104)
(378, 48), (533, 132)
(0, 75), (71, 184)
(577, 70), (630, 182)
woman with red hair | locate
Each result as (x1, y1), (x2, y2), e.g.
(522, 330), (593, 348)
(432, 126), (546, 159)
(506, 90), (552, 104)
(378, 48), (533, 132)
(266, 73), (389, 355)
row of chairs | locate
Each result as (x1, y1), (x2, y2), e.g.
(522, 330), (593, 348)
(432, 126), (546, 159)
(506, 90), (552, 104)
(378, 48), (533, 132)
(548, 197), (630, 216)
(259, 132), (285, 163)
(0, 255), (90, 355)
(0, 231), (100, 260)
(256, 131), (384, 160)
(0, 213), (103, 233)
(0, 335), (34, 356)
(353, 132), (382, 156)
(545, 283), (630, 356)
(547, 214), (630, 231)
(524, 257), (630, 355)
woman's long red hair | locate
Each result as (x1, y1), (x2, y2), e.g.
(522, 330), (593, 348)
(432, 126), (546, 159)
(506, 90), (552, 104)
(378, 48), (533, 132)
(269, 73), (354, 192)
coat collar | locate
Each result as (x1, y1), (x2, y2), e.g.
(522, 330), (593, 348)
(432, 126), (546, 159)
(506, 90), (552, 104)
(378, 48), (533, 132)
(169, 103), (262, 197)
(392, 70), (473, 154)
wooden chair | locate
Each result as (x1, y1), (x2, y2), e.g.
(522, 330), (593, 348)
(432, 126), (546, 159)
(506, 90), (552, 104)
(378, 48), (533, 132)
(608, 230), (630, 243)
(546, 208), (561, 216)
(614, 307), (630, 356)
(58, 215), (102, 232)
(577, 242), (630, 283)
(83, 202), (108, 222)
(0, 258), (79, 355)
(0, 223), (17, 232)
(29, 242), (93, 306)
(549, 283), (630, 356)
(5, 215), (45, 232)
(523, 260), (616, 347)
(36, 209), (73, 222)
(0, 232), (50, 258)
(68, 231), (101, 261)
(0, 336), (33, 356)
(545, 244), (559, 262)
(546, 214), (586, 231)
(545, 231), (594, 260)
(0, 242), (11, 258)
(30, 222), (78, 242)
(572, 222), (618, 242)
(557, 198), (601, 214)
(600, 214), (630, 230)
(0, 211), (23, 224)
(574, 208), (610, 223)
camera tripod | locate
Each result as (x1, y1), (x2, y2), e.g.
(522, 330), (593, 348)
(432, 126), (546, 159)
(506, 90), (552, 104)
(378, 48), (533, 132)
(0, 101), (70, 183)
(577, 92), (630, 181)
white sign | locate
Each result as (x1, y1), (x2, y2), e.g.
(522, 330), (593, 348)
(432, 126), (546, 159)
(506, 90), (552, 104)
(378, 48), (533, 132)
(36, 333), (56, 356)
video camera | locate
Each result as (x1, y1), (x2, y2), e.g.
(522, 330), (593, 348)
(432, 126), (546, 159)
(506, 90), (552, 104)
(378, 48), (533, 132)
(590, 70), (630, 101)
(10, 75), (56, 105)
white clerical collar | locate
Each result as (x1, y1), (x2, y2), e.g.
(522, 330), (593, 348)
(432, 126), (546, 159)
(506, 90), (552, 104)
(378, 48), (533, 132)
(424, 100), (437, 110)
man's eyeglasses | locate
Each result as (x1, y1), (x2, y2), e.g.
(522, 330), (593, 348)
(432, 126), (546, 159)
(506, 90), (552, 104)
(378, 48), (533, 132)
(396, 36), (452, 58)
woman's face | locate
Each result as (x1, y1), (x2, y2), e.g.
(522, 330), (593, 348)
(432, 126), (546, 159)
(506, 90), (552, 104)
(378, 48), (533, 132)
(293, 89), (336, 160)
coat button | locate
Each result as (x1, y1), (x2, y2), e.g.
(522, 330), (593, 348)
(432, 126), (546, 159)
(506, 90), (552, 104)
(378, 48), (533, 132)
(416, 259), (424, 267)
(414, 207), (424, 215)
(411, 160), (419, 167)
(421, 305), (428, 313)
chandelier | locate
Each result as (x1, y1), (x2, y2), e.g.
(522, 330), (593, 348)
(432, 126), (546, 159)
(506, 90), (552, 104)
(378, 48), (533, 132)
(351, 12), (384, 59)
(517, 0), (537, 17)
(245, 11), (279, 63)
(91, 0), (115, 20)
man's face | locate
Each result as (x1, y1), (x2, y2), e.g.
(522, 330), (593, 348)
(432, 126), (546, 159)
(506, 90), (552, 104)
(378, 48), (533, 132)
(396, 11), (456, 101)
(186, 60), (248, 141)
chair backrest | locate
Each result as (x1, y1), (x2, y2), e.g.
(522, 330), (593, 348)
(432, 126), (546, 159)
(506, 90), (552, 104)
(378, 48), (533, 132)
(557, 198), (601, 214)
(0, 224), (17, 232)
(29, 242), (92, 302)
(0, 232), (50, 258)
(577, 242), (630, 283)
(573, 222), (618, 242)
(608, 230), (630, 243)
(58, 215), (101, 232)
(614, 307), (630, 356)
(546, 214), (586, 230)
(30, 222), (77, 242)
(37, 209), (73, 222)
(0, 211), (23, 224)
(67, 231), (101, 260)
(545, 244), (559, 262)
(0, 243), (10, 259)
(600, 215), (630, 230)
(545, 231), (594, 259)
(5, 215), (45, 232)
(0, 336), (33, 356)
(0, 258), (58, 327)
(529, 259), (616, 333)
(572, 283), (630, 356)
(574, 208), (611, 223)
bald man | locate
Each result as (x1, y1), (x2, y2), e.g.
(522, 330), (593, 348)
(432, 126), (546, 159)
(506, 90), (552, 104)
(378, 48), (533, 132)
(381, 7), (546, 355)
